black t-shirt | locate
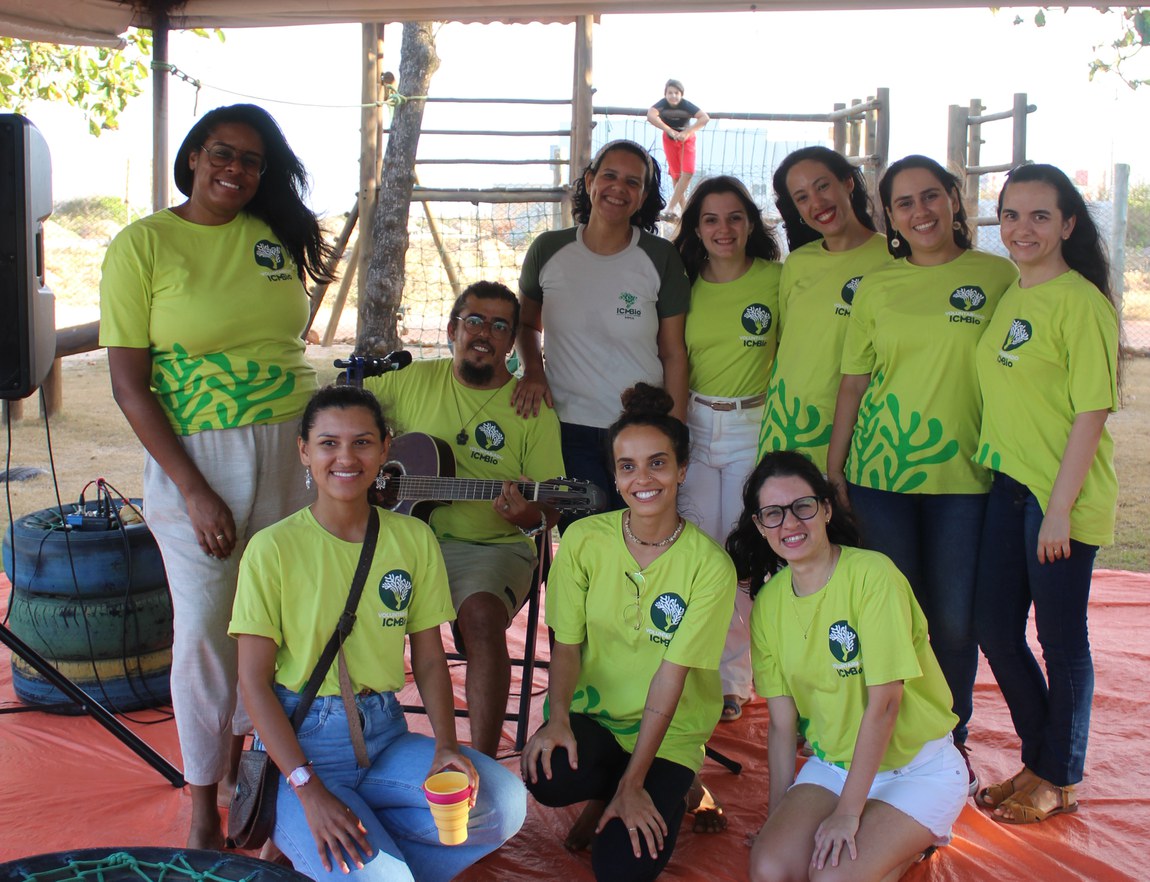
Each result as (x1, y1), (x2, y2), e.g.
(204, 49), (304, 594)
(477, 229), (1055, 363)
(653, 97), (701, 131)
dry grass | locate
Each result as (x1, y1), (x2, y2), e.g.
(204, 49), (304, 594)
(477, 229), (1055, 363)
(4, 351), (1149, 572)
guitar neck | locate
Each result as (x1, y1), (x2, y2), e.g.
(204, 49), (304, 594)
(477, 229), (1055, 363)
(393, 476), (542, 503)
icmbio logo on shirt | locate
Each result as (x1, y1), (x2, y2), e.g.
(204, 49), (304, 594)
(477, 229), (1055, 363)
(836, 277), (861, 316)
(378, 569), (413, 626)
(254, 240), (285, 270)
(828, 620), (862, 678)
(617, 292), (642, 319)
(741, 304), (774, 336)
(474, 420), (506, 452)
(1002, 319), (1032, 352)
(648, 592), (687, 645)
(946, 285), (988, 325)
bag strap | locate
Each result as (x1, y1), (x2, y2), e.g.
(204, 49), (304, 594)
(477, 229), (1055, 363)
(288, 508), (380, 730)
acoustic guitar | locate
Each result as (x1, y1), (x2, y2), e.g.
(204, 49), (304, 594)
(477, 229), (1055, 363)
(372, 432), (605, 521)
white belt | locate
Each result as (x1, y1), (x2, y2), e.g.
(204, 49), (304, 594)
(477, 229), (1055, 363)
(690, 392), (766, 412)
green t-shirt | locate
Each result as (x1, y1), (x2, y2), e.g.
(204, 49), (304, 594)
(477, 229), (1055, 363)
(684, 257), (782, 398)
(230, 507), (454, 695)
(758, 235), (892, 471)
(750, 547), (957, 770)
(974, 271), (1119, 545)
(840, 250), (1017, 493)
(99, 209), (316, 436)
(366, 359), (565, 546)
(546, 512), (735, 772)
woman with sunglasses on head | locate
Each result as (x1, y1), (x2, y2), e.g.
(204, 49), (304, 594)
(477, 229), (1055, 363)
(826, 156), (1017, 791)
(522, 383), (734, 882)
(230, 386), (526, 881)
(758, 146), (892, 471)
(971, 164), (1119, 825)
(100, 104), (334, 848)
(726, 451), (968, 882)
(671, 176), (782, 724)
(514, 140), (691, 513)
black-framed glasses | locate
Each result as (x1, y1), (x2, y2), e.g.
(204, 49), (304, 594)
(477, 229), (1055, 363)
(457, 315), (513, 338)
(753, 496), (821, 529)
(200, 143), (268, 177)
(624, 571), (645, 631)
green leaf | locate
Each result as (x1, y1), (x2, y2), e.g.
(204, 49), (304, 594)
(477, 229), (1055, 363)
(1034, 9), (1046, 27)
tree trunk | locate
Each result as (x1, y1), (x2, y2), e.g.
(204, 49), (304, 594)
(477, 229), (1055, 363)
(358, 21), (439, 354)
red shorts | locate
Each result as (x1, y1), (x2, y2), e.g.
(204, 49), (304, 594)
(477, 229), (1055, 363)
(662, 132), (696, 178)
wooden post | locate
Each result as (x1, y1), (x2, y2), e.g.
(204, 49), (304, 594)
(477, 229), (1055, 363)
(832, 103), (846, 155)
(151, 15), (169, 212)
(550, 145), (564, 231)
(1012, 93), (1028, 167)
(39, 358), (61, 419)
(1, 399), (23, 423)
(356, 22), (384, 335)
(872, 88), (890, 201)
(570, 16), (593, 187)
(323, 238), (361, 348)
(947, 104), (968, 183)
(414, 173), (462, 301)
(848, 98), (861, 160)
(1112, 163), (1130, 317)
(965, 98), (983, 246)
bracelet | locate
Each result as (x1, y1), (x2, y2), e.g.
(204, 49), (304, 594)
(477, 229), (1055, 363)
(520, 509), (548, 538)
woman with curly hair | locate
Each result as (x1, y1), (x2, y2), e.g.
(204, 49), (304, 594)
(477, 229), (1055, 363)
(514, 140), (690, 512)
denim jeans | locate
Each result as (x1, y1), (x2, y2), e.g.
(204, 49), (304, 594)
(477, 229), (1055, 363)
(848, 484), (987, 745)
(265, 687), (526, 882)
(558, 421), (624, 529)
(973, 472), (1097, 786)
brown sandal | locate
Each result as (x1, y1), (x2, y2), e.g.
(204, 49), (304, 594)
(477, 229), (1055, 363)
(994, 781), (1078, 825)
(976, 768), (1035, 809)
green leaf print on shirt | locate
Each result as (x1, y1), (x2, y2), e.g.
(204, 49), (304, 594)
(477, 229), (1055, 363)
(760, 377), (832, 456)
(152, 345), (214, 434)
(202, 353), (296, 430)
(571, 684), (642, 736)
(976, 443), (1002, 471)
(850, 373), (960, 492)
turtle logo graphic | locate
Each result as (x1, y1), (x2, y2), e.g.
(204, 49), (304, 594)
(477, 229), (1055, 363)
(949, 286), (987, 312)
(841, 276), (862, 305)
(828, 620), (860, 663)
(649, 593), (687, 633)
(253, 240), (285, 271)
(474, 420), (506, 452)
(1002, 319), (1033, 352)
(378, 569), (413, 611)
(741, 304), (774, 336)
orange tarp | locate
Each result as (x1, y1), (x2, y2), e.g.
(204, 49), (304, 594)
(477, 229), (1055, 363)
(1, 570), (1144, 881)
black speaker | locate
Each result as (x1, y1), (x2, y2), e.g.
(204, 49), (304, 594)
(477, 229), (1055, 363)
(0, 113), (55, 402)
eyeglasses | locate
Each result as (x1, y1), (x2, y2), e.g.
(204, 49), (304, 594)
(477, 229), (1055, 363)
(456, 315), (513, 338)
(200, 143), (268, 177)
(624, 571), (645, 631)
(753, 496), (821, 529)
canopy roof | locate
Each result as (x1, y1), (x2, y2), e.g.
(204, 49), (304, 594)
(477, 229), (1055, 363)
(0, 0), (1109, 47)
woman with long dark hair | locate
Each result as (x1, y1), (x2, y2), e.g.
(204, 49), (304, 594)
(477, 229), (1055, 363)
(672, 175), (782, 721)
(825, 155), (1017, 790)
(972, 164), (1119, 824)
(727, 452), (968, 882)
(514, 140), (690, 513)
(100, 103), (334, 847)
(758, 146), (891, 470)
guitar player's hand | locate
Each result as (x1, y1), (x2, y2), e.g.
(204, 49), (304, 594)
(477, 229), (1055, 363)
(495, 479), (540, 531)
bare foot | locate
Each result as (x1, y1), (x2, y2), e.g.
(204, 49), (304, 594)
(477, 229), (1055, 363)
(187, 820), (226, 851)
(189, 783), (225, 850)
(564, 800), (606, 851)
(686, 775), (726, 834)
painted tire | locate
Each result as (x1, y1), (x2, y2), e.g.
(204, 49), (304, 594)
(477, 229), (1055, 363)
(6, 586), (173, 661)
(2, 499), (166, 598)
(11, 649), (171, 714)
(0, 848), (312, 882)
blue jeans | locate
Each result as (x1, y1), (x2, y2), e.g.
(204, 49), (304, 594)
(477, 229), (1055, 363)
(559, 422), (624, 529)
(265, 687), (526, 882)
(848, 484), (987, 746)
(973, 472), (1096, 786)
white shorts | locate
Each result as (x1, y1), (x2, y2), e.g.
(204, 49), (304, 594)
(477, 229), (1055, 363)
(794, 734), (968, 845)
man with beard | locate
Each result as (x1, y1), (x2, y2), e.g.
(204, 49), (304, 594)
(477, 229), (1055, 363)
(366, 280), (563, 756)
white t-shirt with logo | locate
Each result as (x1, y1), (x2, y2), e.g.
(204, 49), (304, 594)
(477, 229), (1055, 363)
(230, 507), (454, 695)
(684, 257), (782, 398)
(840, 250), (1017, 494)
(367, 359), (565, 546)
(519, 226), (691, 427)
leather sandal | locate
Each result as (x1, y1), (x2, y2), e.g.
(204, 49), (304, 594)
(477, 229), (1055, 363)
(993, 781), (1078, 825)
(976, 767), (1035, 809)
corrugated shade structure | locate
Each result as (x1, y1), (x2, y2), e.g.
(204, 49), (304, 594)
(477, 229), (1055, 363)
(0, 0), (1113, 47)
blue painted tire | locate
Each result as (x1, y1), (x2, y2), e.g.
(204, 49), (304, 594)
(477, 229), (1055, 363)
(6, 586), (173, 661)
(11, 649), (171, 714)
(2, 499), (166, 598)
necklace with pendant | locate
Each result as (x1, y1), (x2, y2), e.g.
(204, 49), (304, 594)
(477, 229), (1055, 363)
(450, 380), (504, 445)
(624, 511), (685, 547)
(789, 546), (839, 640)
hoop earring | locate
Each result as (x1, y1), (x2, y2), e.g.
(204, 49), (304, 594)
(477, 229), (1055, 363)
(375, 469), (387, 490)
(953, 220), (962, 231)
(304, 467), (312, 490)
(799, 216), (808, 226)
(890, 235), (901, 249)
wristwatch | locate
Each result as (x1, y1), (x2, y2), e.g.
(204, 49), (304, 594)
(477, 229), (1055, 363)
(288, 762), (314, 790)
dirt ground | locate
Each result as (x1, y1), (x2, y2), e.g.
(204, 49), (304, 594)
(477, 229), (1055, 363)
(4, 349), (1149, 572)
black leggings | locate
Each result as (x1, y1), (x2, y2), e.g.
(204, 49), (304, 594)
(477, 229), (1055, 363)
(526, 714), (696, 882)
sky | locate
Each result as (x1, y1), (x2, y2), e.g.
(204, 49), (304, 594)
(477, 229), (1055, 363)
(15, 5), (1149, 217)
